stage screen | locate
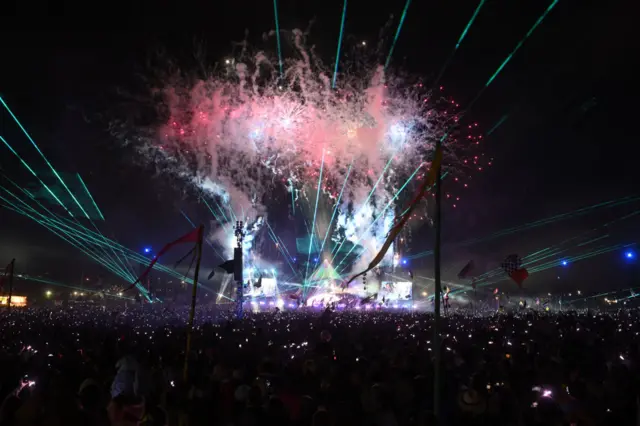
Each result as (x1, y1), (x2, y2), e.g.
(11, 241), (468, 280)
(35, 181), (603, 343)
(379, 281), (412, 301)
(247, 278), (277, 297)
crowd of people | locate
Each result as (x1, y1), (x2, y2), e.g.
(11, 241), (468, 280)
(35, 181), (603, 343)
(1, 304), (638, 425)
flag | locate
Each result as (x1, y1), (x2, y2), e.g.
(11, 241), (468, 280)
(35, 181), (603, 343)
(345, 145), (443, 286)
(501, 254), (528, 288)
(501, 254), (523, 270)
(125, 226), (202, 292)
(509, 268), (529, 287)
(208, 259), (234, 279)
(457, 260), (475, 279)
(290, 288), (302, 300)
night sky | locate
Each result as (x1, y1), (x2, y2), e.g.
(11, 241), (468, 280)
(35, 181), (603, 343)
(1, 0), (638, 297)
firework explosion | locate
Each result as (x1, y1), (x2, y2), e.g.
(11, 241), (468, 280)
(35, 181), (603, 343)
(121, 30), (486, 274)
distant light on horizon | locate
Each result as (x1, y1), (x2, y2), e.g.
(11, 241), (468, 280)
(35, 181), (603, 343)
(561, 260), (568, 266)
(625, 250), (635, 259)
(144, 247), (152, 254)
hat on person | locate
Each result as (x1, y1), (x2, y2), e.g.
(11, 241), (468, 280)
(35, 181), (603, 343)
(78, 379), (100, 395)
(234, 385), (251, 402)
(457, 388), (486, 416)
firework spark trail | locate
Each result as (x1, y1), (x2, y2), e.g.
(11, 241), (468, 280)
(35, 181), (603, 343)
(123, 29), (480, 276)
(384, 0), (412, 70)
(332, 0), (348, 89)
(433, 0), (487, 88)
(335, 0), (561, 273)
(305, 149), (326, 285)
(0, 96), (91, 220)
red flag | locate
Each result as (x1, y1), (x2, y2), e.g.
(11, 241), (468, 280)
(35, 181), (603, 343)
(125, 226), (203, 291)
(457, 260), (475, 279)
(509, 268), (529, 288)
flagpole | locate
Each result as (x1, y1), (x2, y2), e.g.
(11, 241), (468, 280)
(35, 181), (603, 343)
(7, 259), (15, 312)
(183, 225), (204, 383)
(474, 287), (477, 315)
(234, 221), (245, 320)
(433, 139), (443, 422)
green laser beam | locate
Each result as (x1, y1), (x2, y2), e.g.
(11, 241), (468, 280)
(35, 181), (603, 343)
(433, 0), (486, 87)
(180, 209), (224, 260)
(486, 114), (509, 136)
(385, 0), (412, 70)
(318, 160), (353, 258)
(467, 0), (560, 111)
(304, 149), (326, 285)
(330, 156), (395, 264)
(408, 196), (640, 259)
(76, 174), (105, 220)
(0, 184), (210, 291)
(0, 187), (138, 285)
(334, 163), (426, 272)
(0, 135), (73, 217)
(273, 0), (284, 77)
(0, 197), (145, 293)
(1, 174), (136, 282)
(331, 0), (348, 89)
(0, 96), (92, 219)
(16, 274), (134, 301)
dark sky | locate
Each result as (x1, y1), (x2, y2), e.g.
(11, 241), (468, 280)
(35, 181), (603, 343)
(0, 0), (638, 296)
